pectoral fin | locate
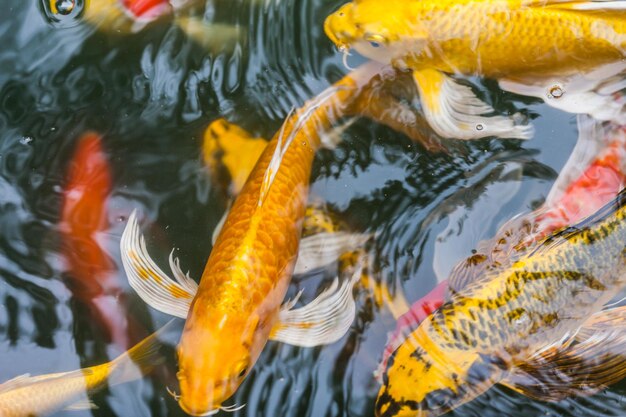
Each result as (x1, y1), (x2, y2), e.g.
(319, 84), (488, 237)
(270, 253), (364, 347)
(413, 69), (533, 140)
(64, 399), (98, 411)
(293, 231), (371, 275)
(501, 306), (626, 401)
(120, 211), (198, 319)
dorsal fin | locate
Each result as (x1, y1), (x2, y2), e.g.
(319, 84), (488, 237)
(527, 186), (626, 257)
(257, 85), (348, 206)
(524, 0), (626, 11)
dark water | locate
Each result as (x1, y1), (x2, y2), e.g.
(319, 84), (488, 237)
(0, 0), (625, 416)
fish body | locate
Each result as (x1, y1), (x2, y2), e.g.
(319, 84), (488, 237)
(60, 132), (135, 350)
(376, 122), (626, 384)
(377, 188), (626, 417)
(325, 0), (626, 78)
(119, 62), (385, 416)
(325, 0), (626, 139)
(0, 324), (165, 417)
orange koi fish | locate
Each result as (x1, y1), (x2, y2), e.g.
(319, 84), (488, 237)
(60, 132), (134, 350)
(0, 322), (170, 417)
(121, 62), (386, 416)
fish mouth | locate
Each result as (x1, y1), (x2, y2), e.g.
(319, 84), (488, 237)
(178, 398), (220, 416)
(323, 5), (356, 50)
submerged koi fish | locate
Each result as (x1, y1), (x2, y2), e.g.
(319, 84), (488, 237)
(121, 62), (386, 415)
(43, 0), (243, 53)
(324, 0), (626, 140)
(60, 132), (134, 350)
(376, 118), (626, 384)
(0, 322), (169, 417)
(377, 179), (626, 417)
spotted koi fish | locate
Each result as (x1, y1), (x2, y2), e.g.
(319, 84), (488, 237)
(325, 0), (626, 141)
(377, 180), (626, 416)
(120, 62), (387, 416)
(375, 119), (626, 387)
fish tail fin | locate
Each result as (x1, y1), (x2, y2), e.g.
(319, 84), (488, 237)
(109, 320), (174, 386)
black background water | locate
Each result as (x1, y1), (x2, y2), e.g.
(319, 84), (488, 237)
(0, 0), (625, 416)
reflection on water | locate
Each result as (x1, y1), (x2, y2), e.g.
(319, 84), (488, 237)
(0, 0), (625, 416)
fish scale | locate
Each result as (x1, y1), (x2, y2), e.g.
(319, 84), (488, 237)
(327, 0), (626, 77)
(378, 190), (626, 417)
(173, 62), (386, 415)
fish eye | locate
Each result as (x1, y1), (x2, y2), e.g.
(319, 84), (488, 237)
(234, 359), (250, 379)
(366, 34), (386, 48)
(40, 0), (84, 27)
(54, 0), (75, 15)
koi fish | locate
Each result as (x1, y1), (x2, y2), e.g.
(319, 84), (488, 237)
(43, 0), (243, 54)
(0, 322), (169, 417)
(43, 0), (172, 31)
(324, 0), (626, 140)
(375, 117), (626, 384)
(60, 132), (135, 350)
(120, 62), (386, 416)
(376, 181), (626, 417)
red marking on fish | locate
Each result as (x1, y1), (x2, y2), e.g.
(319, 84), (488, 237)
(536, 137), (626, 235)
(374, 281), (447, 382)
(120, 0), (172, 21)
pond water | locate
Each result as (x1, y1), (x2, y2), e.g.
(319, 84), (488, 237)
(1, 0), (625, 416)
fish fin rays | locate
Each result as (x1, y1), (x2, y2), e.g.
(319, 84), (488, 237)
(64, 399), (98, 411)
(412, 68), (533, 140)
(270, 255), (364, 347)
(211, 201), (232, 246)
(294, 231), (372, 275)
(502, 305), (626, 401)
(500, 62), (626, 123)
(527, 0), (626, 11)
(120, 210), (197, 319)
(110, 320), (173, 385)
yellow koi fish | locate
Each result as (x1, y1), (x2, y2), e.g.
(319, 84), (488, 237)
(325, 0), (626, 140)
(377, 186), (626, 417)
(0, 322), (169, 417)
(120, 62), (386, 416)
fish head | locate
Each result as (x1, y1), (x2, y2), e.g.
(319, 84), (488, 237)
(176, 310), (266, 416)
(324, 1), (424, 66)
(375, 325), (507, 417)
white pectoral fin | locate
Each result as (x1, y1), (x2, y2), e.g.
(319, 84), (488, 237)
(64, 399), (98, 411)
(499, 62), (626, 123)
(413, 69), (533, 140)
(211, 201), (232, 246)
(293, 231), (371, 275)
(270, 260), (363, 347)
(120, 210), (198, 319)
